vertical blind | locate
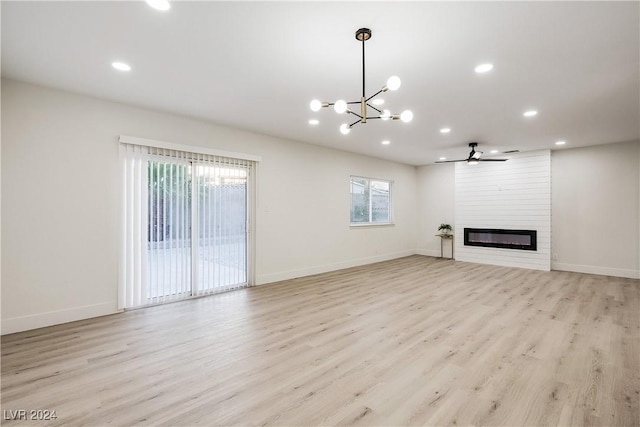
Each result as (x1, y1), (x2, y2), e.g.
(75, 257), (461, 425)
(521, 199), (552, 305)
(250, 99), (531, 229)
(119, 143), (254, 310)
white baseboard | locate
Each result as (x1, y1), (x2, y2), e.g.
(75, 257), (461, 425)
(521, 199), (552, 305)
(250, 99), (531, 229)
(2, 302), (118, 335)
(552, 262), (640, 279)
(256, 250), (417, 285)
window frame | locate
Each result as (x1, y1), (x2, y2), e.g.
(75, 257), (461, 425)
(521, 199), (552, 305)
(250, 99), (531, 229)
(349, 175), (394, 227)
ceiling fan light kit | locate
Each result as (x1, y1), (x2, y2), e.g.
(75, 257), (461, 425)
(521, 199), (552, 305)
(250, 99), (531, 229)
(309, 28), (413, 134)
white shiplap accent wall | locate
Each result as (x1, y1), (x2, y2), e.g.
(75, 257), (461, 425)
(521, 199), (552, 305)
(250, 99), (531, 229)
(455, 150), (551, 270)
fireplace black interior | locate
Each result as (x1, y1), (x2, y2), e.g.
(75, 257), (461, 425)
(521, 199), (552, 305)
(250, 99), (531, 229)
(464, 228), (537, 251)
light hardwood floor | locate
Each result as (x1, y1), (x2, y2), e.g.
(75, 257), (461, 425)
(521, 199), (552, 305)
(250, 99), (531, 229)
(2, 256), (639, 426)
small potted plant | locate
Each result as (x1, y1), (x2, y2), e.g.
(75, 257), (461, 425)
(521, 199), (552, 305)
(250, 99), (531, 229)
(438, 223), (453, 235)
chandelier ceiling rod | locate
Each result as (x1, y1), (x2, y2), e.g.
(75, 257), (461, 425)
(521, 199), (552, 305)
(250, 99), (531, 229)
(361, 28), (366, 99)
(309, 28), (413, 135)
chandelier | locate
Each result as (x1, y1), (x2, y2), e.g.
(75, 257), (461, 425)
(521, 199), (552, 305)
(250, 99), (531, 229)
(310, 28), (413, 135)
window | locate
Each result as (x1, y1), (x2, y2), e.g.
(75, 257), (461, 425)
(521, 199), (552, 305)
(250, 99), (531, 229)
(350, 176), (392, 225)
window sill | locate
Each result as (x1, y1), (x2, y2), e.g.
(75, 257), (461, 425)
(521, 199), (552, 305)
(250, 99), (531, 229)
(350, 222), (395, 229)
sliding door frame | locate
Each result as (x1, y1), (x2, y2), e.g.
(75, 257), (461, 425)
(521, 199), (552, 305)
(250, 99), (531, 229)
(119, 135), (260, 309)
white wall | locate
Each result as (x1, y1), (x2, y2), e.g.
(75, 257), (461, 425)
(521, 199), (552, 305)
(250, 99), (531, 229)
(1, 79), (418, 334)
(416, 163), (455, 257)
(551, 141), (640, 278)
(454, 150), (552, 271)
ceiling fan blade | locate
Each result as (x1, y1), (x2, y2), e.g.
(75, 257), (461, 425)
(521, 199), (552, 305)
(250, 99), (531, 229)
(435, 159), (469, 163)
(478, 158), (508, 162)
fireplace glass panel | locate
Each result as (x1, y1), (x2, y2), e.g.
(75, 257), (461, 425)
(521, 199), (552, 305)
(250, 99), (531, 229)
(464, 228), (537, 251)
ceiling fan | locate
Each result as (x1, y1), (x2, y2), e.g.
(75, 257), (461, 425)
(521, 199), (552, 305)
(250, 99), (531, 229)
(436, 142), (508, 164)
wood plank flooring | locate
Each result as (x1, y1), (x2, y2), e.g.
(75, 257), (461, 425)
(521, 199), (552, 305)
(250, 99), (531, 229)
(2, 256), (639, 426)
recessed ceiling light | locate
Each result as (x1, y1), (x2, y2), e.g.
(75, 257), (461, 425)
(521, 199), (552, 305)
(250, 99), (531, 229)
(372, 99), (385, 106)
(308, 119), (319, 125)
(381, 140), (391, 145)
(555, 140), (566, 145)
(523, 110), (538, 117)
(440, 128), (451, 134)
(490, 150), (499, 154)
(439, 157), (447, 161)
(145, 0), (170, 11)
(474, 63), (494, 73)
(111, 61), (131, 72)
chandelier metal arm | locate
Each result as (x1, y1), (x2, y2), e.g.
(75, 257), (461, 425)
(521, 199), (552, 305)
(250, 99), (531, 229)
(325, 101), (360, 106)
(365, 89), (384, 103)
(367, 103), (382, 114)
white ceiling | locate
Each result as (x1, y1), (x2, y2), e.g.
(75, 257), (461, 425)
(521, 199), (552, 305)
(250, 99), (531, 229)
(2, 1), (639, 166)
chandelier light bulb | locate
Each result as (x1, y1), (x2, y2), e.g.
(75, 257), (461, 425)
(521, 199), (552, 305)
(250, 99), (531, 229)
(386, 76), (401, 91)
(400, 110), (413, 123)
(334, 100), (348, 114)
(340, 123), (351, 135)
(310, 99), (322, 112)
(381, 109), (391, 120)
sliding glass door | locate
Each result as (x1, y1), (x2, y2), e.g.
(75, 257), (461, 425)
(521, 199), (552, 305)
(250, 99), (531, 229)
(119, 143), (252, 309)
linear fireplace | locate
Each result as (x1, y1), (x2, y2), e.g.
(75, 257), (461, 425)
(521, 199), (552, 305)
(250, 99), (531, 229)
(464, 228), (537, 251)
